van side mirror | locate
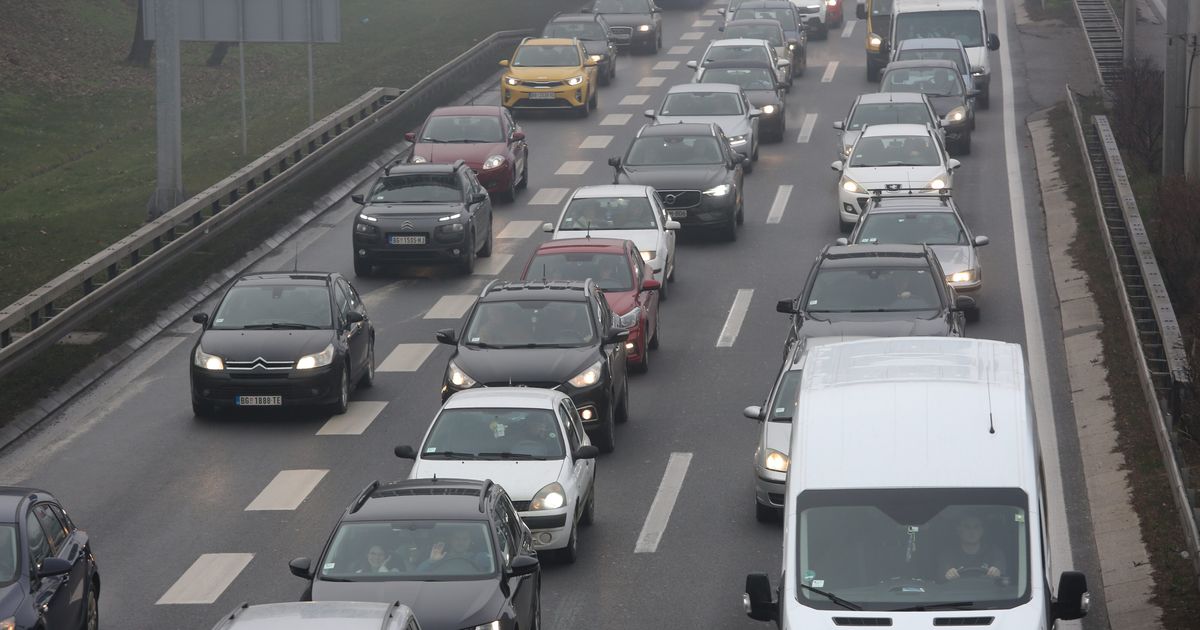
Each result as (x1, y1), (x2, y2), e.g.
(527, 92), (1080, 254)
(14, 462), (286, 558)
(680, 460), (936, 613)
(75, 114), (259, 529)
(608, 156), (622, 168)
(289, 557), (313, 579)
(404, 132), (416, 142)
(394, 444), (417, 459)
(435, 328), (459, 345)
(954, 295), (977, 312)
(987, 33), (1001, 51)
(743, 573), (779, 622)
(192, 312), (209, 325)
(573, 445), (599, 460)
(605, 328), (631, 344)
(1052, 571), (1089, 620)
(776, 299), (798, 314)
(351, 194), (366, 205)
(742, 405), (765, 420)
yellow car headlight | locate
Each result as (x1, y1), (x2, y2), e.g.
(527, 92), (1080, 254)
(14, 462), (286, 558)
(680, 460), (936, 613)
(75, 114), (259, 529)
(764, 449), (790, 473)
(504, 76), (520, 86)
(841, 177), (866, 194)
(566, 75), (585, 86)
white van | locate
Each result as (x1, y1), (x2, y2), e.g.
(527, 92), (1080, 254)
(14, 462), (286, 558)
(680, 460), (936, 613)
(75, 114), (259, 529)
(743, 337), (1089, 628)
(889, 0), (1000, 108)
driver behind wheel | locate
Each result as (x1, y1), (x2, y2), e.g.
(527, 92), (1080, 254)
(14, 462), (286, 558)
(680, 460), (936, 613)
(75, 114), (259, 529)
(417, 525), (491, 573)
(937, 514), (1005, 581)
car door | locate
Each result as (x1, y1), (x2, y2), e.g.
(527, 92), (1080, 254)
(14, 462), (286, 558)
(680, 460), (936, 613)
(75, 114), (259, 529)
(335, 279), (367, 379)
(631, 247), (658, 339)
(504, 110), (527, 178)
(25, 507), (74, 629)
(593, 290), (626, 398)
(561, 400), (595, 509)
(649, 192), (675, 269)
(34, 503), (88, 628)
(493, 497), (535, 626)
(557, 401), (588, 519)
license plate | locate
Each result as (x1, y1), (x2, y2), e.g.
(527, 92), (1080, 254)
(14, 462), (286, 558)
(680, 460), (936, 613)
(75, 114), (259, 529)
(236, 395), (282, 406)
(529, 92), (556, 100)
(668, 210), (687, 218)
(389, 235), (426, 245)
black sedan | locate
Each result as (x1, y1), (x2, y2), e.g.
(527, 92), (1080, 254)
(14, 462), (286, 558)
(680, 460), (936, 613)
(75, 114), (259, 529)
(880, 59), (977, 154)
(0, 487), (100, 630)
(189, 272), (374, 417)
(776, 243), (973, 355)
(696, 60), (788, 142)
(543, 13), (618, 85)
(609, 122), (746, 241)
(588, 0), (662, 54)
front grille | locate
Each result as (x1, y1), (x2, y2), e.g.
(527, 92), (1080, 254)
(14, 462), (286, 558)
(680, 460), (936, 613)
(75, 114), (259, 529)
(385, 232), (431, 241)
(933, 618), (994, 626)
(521, 80), (563, 88)
(657, 190), (702, 209)
(796, 6), (819, 13)
(609, 26), (633, 38)
(514, 98), (571, 108)
(225, 358), (294, 372)
(832, 619), (891, 626)
(522, 514), (567, 530)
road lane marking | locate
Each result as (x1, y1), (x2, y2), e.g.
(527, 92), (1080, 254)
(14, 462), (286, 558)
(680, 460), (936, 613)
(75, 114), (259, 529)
(472, 253), (512, 276)
(496, 220), (543, 240)
(378, 343), (437, 372)
(653, 60), (680, 71)
(636, 76), (665, 87)
(316, 401), (387, 435)
(667, 45), (693, 55)
(634, 452), (693, 553)
(600, 113), (633, 126)
(529, 188), (569, 205)
(766, 185), (793, 224)
(424, 294), (479, 319)
(619, 94), (650, 106)
(156, 553), (254, 604)
(692, 19), (714, 27)
(556, 161), (592, 175)
(716, 289), (754, 347)
(679, 32), (704, 40)
(579, 135), (613, 149)
(821, 61), (839, 83)
(796, 113), (818, 143)
(841, 19), (858, 38)
(246, 469), (328, 511)
(703, 8), (719, 16)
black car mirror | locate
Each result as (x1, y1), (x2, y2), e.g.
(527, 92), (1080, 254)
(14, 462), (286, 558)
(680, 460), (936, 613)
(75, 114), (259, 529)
(346, 311), (365, 324)
(192, 312), (209, 325)
(776, 299), (798, 314)
(605, 328), (631, 344)
(574, 445), (600, 460)
(36, 557), (73, 579)
(1052, 571), (1090, 620)
(394, 444), (417, 459)
(718, 25), (725, 32)
(508, 554), (539, 577)
(471, 192), (489, 204)
(742, 405), (765, 420)
(607, 156), (622, 168)
(743, 573), (779, 622)
(289, 557), (313, 579)
(435, 328), (459, 345)
(987, 33), (1001, 51)
(733, 153), (747, 164)
(351, 193), (366, 205)
(954, 295), (977, 312)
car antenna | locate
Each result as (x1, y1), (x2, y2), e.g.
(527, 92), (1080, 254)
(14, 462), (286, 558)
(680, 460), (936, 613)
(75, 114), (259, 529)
(292, 242), (299, 273)
(586, 220), (592, 239)
(542, 263), (547, 283)
(985, 372), (996, 435)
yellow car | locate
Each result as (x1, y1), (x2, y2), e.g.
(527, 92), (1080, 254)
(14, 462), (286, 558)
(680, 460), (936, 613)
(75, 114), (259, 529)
(500, 38), (599, 116)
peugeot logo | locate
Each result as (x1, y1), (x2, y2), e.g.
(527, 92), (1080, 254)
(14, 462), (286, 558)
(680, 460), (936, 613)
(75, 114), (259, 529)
(400, 220), (415, 231)
(885, 183), (901, 191)
(664, 194), (678, 205)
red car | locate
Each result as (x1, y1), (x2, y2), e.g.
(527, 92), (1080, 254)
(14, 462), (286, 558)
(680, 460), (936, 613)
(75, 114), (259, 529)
(522, 238), (661, 373)
(405, 105), (530, 202)
(826, 0), (844, 28)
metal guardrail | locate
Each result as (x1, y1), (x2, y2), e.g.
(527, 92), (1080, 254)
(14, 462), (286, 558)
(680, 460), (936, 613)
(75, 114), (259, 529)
(1066, 87), (1200, 579)
(1072, 0), (1124, 89)
(0, 28), (533, 379)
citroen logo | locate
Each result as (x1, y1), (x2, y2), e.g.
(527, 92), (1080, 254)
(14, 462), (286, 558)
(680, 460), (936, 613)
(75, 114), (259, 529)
(885, 183), (901, 191)
(400, 220), (415, 231)
(664, 194), (678, 205)
(247, 357), (271, 369)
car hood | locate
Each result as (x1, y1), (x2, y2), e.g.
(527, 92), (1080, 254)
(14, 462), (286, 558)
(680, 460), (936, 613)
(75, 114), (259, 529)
(744, 90), (784, 109)
(762, 418), (793, 453)
(929, 244), (974, 276)
(797, 313), (953, 337)
(965, 46), (988, 70)
(616, 164), (731, 190)
(580, 40), (611, 55)
(312, 578), (502, 630)
(362, 202), (466, 218)
(410, 459), (566, 500)
(0, 583), (25, 619)
(652, 115), (752, 137)
(198, 329), (334, 362)
(411, 143), (508, 168)
(597, 13), (653, 27)
(553, 228), (661, 254)
(926, 94), (966, 116)
(601, 289), (640, 316)
(844, 165), (944, 187)
(506, 66), (585, 81)
(454, 345), (598, 385)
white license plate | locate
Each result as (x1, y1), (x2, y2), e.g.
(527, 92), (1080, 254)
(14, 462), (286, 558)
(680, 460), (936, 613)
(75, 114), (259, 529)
(236, 395), (282, 406)
(389, 235), (426, 245)
(529, 92), (556, 100)
(668, 210), (687, 218)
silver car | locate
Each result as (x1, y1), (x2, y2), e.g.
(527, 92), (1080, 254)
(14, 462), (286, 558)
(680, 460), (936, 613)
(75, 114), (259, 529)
(645, 83), (761, 170)
(831, 91), (942, 161)
(210, 601), (419, 630)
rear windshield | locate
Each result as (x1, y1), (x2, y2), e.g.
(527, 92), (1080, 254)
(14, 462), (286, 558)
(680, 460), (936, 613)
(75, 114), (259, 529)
(896, 48), (968, 75)
(881, 67), (963, 97)
(894, 10), (984, 48)
(528, 252), (634, 292)
(723, 24), (784, 47)
(625, 135), (726, 166)
(370, 174), (462, 204)
(700, 67), (777, 91)
(661, 92), (744, 116)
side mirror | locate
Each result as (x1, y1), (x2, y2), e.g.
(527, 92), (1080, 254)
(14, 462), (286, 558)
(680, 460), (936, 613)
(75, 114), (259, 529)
(404, 131), (416, 142)
(1052, 571), (1090, 620)
(937, 120), (948, 128)
(498, 59), (510, 67)
(345, 311), (365, 324)
(435, 328), (459, 345)
(584, 58), (598, 67)
(743, 573), (779, 622)
(776, 299), (798, 314)
(394, 444), (417, 459)
(947, 158), (961, 171)
(686, 60), (699, 69)
(987, 33), (1001, 51)
(787, 39), (798, 48)
(717, 7), (725, 14)
(644, 109), (657, 119)
(830, 160), (844, 172)
(351, 193), (366, 205)
(511, 130), (525, 141)
(954, 295), (977, 312)
(471, 192), (490, 204)
(835, 237), (849, 246)
(573, 445), (600, 460)
(832, 120), (844, 130)
(732, 153), (747, 164)
(776, 59), (790, 69)
(742, 405), (765, 420)
(749, 108), (763, 118)
(508, 554), (540, 577)
(718, 25), (725, 32)
(856, 4), (867, 19)
(664, 220), (681, 230)
(36, 557), (73, 579)
(642, 278), (662, 291)
(192, 312), (209, 325)
(605, 328), (631, 344)
(974, 235), (990, 247)
(542, 222), (555, 233)
(289, 557), (313, 579)
(607, 156), (622, 168)
(968, 89), (982, 98)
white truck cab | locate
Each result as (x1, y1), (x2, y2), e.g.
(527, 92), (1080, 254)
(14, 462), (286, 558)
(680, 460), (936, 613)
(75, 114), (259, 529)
(888, 0), (1000, 108)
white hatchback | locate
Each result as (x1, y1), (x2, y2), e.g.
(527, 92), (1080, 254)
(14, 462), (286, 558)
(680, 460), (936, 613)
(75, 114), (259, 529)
(396, 388), (598, 562)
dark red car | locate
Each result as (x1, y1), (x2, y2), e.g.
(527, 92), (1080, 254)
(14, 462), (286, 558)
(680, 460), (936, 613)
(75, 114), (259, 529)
(521, 238), (661, 373)
(405, 105), (530, 202)
(826, 0), (844, 28)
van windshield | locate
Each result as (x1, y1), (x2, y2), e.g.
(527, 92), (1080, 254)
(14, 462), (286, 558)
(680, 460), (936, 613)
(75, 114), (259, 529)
(894, 10), (984, 48)
(794, 488), (1031, 612)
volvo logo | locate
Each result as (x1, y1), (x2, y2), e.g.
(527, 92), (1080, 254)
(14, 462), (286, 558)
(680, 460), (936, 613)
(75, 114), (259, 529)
(664, 194), (678, 205)
(400, 220), (415, 231)
(885, 183), (901, 191)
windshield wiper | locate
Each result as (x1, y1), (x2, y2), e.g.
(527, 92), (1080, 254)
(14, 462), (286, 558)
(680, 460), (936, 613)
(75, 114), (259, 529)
(463, 341), (499, 349)
(421, 138), (446, 143)
(420, 451), (481, 460)
(798, 583), (863, 611)
(892, 601), (975, 612)
(318, 576), (354, 582)
(241, 322), (321, 329)
(478, 452), (552, 460)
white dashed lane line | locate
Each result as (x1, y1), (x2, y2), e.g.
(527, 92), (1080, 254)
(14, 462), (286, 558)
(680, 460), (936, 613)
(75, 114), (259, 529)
(653, 60), (680, 71)
(679, 32), (704, 40)
(528, 188), (569, 205)
(600, 113), (633, 126)
(424, 294), (479, 318)
(766, 185), (793, 225)
(377, 343), (438, 372)
(667, 45), (693, 55)
(156, 553), (254, 605)
(821, 61), (839, 83)
(636, 77), (665, 88)
(692, 19), (714, 27)
(716, 289), (754, 347)
(842, 19), (858, 38)
(472, 254), (513, 276)
(245, 469), (328, 511)
(619, 95), (649, 106)
(634, 452), (693, 553)
(556, 161), (592, 175)
(579, 135), (613, 149)
(703, 8), (720, 16)
(796, 112), (818, 143)
(316, 401), (388, 436)
(496, 220), (543, 239)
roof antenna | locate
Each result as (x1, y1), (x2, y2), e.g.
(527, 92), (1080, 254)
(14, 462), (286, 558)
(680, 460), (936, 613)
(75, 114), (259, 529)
(542, 263), (547, 283)
(585, 220), (592, 239)
(292, 242), (299, 273)
(985, 374), (996, 435)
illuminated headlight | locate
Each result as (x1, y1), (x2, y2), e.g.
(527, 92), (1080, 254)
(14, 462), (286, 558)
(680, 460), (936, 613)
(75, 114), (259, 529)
(470, 622), (502, 630)
(530, 482), (567, 510)
(295, 343), (334, 370)
(614, 306), (642, 330)
(193, 347), (224, 371)
(504, 76), (520, 86)
(868, 34), (883, 47)
(640, 250), (657, 262)
(448, 361), (477, 388)
(971, 66), (985, 76)
(482, 155), (506, 170)
(764, 449), (790, 472)
(625, 342), (635, 350)
(354, 222), (377, 235)
(826, 0), (838, 5)
(761, 104), (777, 115)
(410, 155), (428, 163)
(568, 360), (603, 388)
(841, 176), (866, 194)
(927, 176), (948, 191)
(728, 134), (748, 146)
(1, 617), (15, 630)
(949, 270), (977, 284)
(788, 43), (796, 50)
(438, 213), (463, 222)
(638, 24), (652, 32)
(946, 106), (967, 123)
(590, 54), (604, 62)
(358, 213), (378, 222)
(566, 75), (585, 86)
(703, 184), (731, 197)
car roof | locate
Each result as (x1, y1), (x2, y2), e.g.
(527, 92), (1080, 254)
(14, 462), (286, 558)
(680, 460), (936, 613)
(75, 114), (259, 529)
(571, 184), (654, 198)
(548, 13), (604, 23)
(895, 0), (985, 12)
(784, 336), (874, 371)
(533, 237), (631, 255)
(883, 58), (960, 71)
(443, 387), (568, 410)
(212, 602), (416, 630)
(665, 82), (743, 94)
(429, 105), (504, 117)
(235, 273), (332, 287)
(859, 123), (933, 137)
(383, 162), (464, 175)
(0, 487), (47, 523)
(347, 478), (496, 522)
(637, 122), (720, 137)
(818, 243), (934, 269)
(895, 37), (965, 51)
(854, 92), (929, 105)
(480, 280), (592, 302)
(734, 0), (794, 7)
(520, 37), (578, 47)
(708, 38), (771, 48)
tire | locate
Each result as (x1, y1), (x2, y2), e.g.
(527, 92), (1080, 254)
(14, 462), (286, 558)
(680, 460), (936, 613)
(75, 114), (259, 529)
(192, 399), (216, 419)
(599, 64), (611, 86)
(580, 485), (595, 526)
(479, 219), (493, 258)
(328, 365), (350, 415)
(631, 331), (650, 374)
(966, 306), (981, 323)
(502, 170), (518, 202)
(839, 216), (855, 234)
(955, 134), (972, 156)
(458, 232), (476, 275)
(353, 256), (373, 277)
(558, 524), (578, 564)
(723, 215), (739, 242)
(517, 156), (529, 190)
(83, 584), (99, 630)
(615, 385), (629, 424)
(648, 318), (660, 350)
(358, 340), (375, 388)
(576, 91), (592, 118)
(743, 156), (754, 174)
(979, 84), (991, 110)
(592, 405), (616, 453)
(755, 499), (780, 523)
(867, 59), (882, 83)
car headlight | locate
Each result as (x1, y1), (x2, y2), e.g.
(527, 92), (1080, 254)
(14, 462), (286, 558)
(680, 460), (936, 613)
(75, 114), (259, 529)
(354, 222), (377, 235)
(761, 104), (777, 115)
(436, 222), (465, 234)
(448, 361), (477, 388)
(358, 213), (378, 222)
(504, 76), (520, 86)
(566, 75), (585, 86)
(728, 134), (748, 146)
(614, 306), (642, 330)
(763, 449), (790, 472)
(826, 0), (837, 5)
(638, 24), (652, 32)
(530, 482), (567, 510)
(194, 347), (224, 371)
(971, 66), (985, 76)
(590, 54), (604, 62)
(841, 144), (853, 158)
(0, 617), (15, 630)
(788, 43), (796, 50)
(482, 155), (506, 170)
(640, 250), (657, 262)
(945, 106), (967, 123)
(949, 270), (976, 284)
(295, 343), (335, 370)
(438, 213), (463, 222)
(927, 176), (948, 191)
(868, 34), (883, 49)
(410, 155), (428, 163)
(469, 622), (502, 630)
(703, 184), (731, 197)
(567, 360), (603, 388)
(841, 176), (866, 194)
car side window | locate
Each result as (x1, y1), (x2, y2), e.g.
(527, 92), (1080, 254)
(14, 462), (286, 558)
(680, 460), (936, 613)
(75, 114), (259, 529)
(565, 401), (589, 446)
(406, 619), (420, 630)
(333, 283), (350, 325)
(500, 495), (528, 552)
(25, 511), (51, 568)
(632, 248), (647, 285)
(560, 402), (582, 452)
(48, 504), (74, 531)
(32, 504), (68, 551)
(337, 279), (361, 313)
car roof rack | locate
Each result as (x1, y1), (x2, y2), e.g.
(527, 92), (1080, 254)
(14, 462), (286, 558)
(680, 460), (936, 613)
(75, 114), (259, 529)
(866, 187), (952, 199)
(349, 480), (381, 514)
(478, 479), (494, 512)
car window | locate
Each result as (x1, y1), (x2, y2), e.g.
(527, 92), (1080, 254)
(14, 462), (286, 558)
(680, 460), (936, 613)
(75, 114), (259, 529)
(881, 66), (963, 96)
(528, 252), (635, 292)
(846, 103), (935, 131)
(32, 504), (68, 551)
(334, 282), (350, 323)
(464, 300), (596, 347)
(594, 0), (650, 12)
(724, 24), (784, 46)
(705, 44), (770, 65)
(896, 48), (967, 75)
(768, 370), (804, 422)
(894, 10), (984, 48)
(625, 135), (725, 165)
(632, 249), (648, 285)
(423, 407), (566, 460)
(25, 511), (51, 568)
(661, 91), (744, 116)
(560, 196), (657, 230)
(732, 8), (793, 26)
(341, 279), (364, 313)
(320, 520), (496, 579)
(512, 44), (581, 67)
(560, 402), (583, 452)
(500, 495), (526, 552)
(491, 505), (514, 566)
(545, 22), (608, 40)
(369, 173), (463, 204)
(807, 267), (942, 312)
(405, 619), (420, 630)
(857, 212), (967, 246)
(0, 525), (16, 585)
(420, 116), (504, 143)
(211, 284), (332, 330)
(564, 401), (589, 445)
(700, 67), (777, 91)
(849, 136), (941, 167)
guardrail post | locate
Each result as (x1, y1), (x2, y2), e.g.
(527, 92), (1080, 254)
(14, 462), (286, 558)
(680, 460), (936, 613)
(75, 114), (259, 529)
(1, 329), (10, 348)
(107, 264), (118, 281)
(30, 311), (41, 330)
(130, 248), (141, 266)
(83, 277), (94, 295)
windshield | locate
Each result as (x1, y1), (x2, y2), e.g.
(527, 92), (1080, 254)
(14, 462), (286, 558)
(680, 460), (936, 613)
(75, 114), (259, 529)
(625, 135), (725, 166)
(528, 252), (634, 292)
(850, 136), (940, 167)
(895, 10), (984, 48)
(369, 174), (462, 204)
(421, 116), (503, 143)
(807, 267), (941, 312)
(424, 408), (565, 460)
(594, 0), (650, 13)
(464, 300), (595, 347)
(881, 67), (963, 96)
(795, 488), (1030, 611)
(320, 521), (496, 580)
(870, 0), (894, 33)
(704, 45), (770, 65)
(701, 67), (777, 90)
(896, 48), (968, 75)
(857, 212), (967, 246)
(0, 524), (15, 585)
(847, 103), (934, 131)
(561, 196), (657, 231)
(731, 9), (794, 29)
(661, 92), (744, 116)
(768, 370), (803, 422)
(723, 24), (784, 46)
(512, 44), (580, 67)
(544, 22), (607, 40)
(212, 285), (331, 329)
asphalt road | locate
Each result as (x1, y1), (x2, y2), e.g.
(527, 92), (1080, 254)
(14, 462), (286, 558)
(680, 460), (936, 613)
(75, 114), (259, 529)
(0, 1), (1106, 628)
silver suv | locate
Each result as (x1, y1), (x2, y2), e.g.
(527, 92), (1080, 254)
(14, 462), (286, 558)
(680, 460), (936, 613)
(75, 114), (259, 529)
(211, 601), (420, 630)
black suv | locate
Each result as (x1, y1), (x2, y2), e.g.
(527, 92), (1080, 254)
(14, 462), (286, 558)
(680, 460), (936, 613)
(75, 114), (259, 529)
(608, 123), (746, 242)
(290, 478), (540, 630)
(776, 244), (972, 354)
(190, 272), (374, 417)
(587, 0), (662, 53)
(0, 487), (100, 630)
(543, 13), (618, 84)
(351, 160), (494, 276)
(436, 280), (630, 453)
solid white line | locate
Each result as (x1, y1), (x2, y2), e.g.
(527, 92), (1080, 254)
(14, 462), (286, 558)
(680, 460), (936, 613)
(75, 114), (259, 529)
(424, 294), (478, 318)
(692, 19), (715, 27)
(317, 401), (387, 435)
(600, 113), (633, 126)
(653, 60), (680, 71)
(667, 45), (693, 55)
(579, 135), (613, 149)
(619, 94), (650, 106)
(996, 0), (1075, 585)
(716, 289), (754, 347)
(841, 19), (858, 38)
(766, 185), (793, 224)
(529, 188), (569, 205)
(679, 32), (704, 40)
(556, 161), (592, 175)
(156, 553), (254, 604)
(821, 61), (839, 83)
(245, 469), (328, 511)
(496, 220), (543, 240)
(377, 343), (437, 372)
(637, 76), (665, 87)
(796, 113), (818, 143)
(634, 452), (693, 553)
(472, 253), (512, 276)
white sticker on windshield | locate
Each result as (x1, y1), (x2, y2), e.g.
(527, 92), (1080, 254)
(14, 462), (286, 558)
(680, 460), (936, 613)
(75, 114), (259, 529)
(811, 579), (825, 588)
(323, 562), (336, 570)
(808, 299), (818, 306)
(1015, 513), (1025, 523)
(425, 447), (437, 453)
(492, 423), (506, 438)
(470, 337), (481, 343)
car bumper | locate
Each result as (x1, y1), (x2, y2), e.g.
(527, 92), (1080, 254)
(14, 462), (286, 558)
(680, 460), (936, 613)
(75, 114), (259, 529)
(191, 365), (339, 407)
(663, 194), (737, 228)
(354, 231), (471, 264)
(611, 29), (656, 48)
(760, 111), (785, 135)
(943, 120), (971, 141)
(519, 508), (573, 549)
(754, 467), (787, 508)
(972, 70), (991, 91)
(837, 188), (867, 224)
(474, 166), (515, 194)
(949, 278), (982, 294)
(623, 320), (647, 366)
(502, 85), (589, 110)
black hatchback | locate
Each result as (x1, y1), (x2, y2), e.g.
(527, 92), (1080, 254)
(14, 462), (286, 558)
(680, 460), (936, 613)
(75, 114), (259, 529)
(189, 272), (375, 417)
(290, 478), (541, 630)
(0, 487), (100, 630)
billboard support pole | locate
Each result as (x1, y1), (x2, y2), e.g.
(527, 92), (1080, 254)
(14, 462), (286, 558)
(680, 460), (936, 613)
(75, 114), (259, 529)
(147, 0), (185, 219)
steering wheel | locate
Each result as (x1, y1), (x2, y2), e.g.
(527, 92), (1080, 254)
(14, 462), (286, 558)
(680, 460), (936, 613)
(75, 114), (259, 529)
(430, 557), (479, 574)
(955, 567), (991, 578)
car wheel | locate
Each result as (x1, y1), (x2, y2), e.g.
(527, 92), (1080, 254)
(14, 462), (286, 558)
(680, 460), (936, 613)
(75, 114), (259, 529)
(743, 156), (754, 174)
(648, 318), (660, 350)
(580, 485), (595, 525)
(576, 91), (591, 118)
(867, 59), (881, 83)
(658, 272), (669, 301)
(724, 214), (739, 242)
(736, 196), (745, 225)
(615, 385), (630, 424)
(503, 170), (518, 202)
(632, 331), (650, 374)
(599, 65), (611, 86)
(359, 339), (375, 388)
(328, 365), (350, 415)
(589, 88), (598, 111)
(558, 523), (578, 564)
(979, 85), (991, 110)
(966, 305), (981, 323)
(593, 405), (615, 453)
(459, 232), (476, 275)
(755, 499), (780, 523)
(353, 256), (373, 277)
(955, 134), (972, 156)
(83, 583), (99, 630)
(479, 219), (493, 258)
(192, 398), (217, 419)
